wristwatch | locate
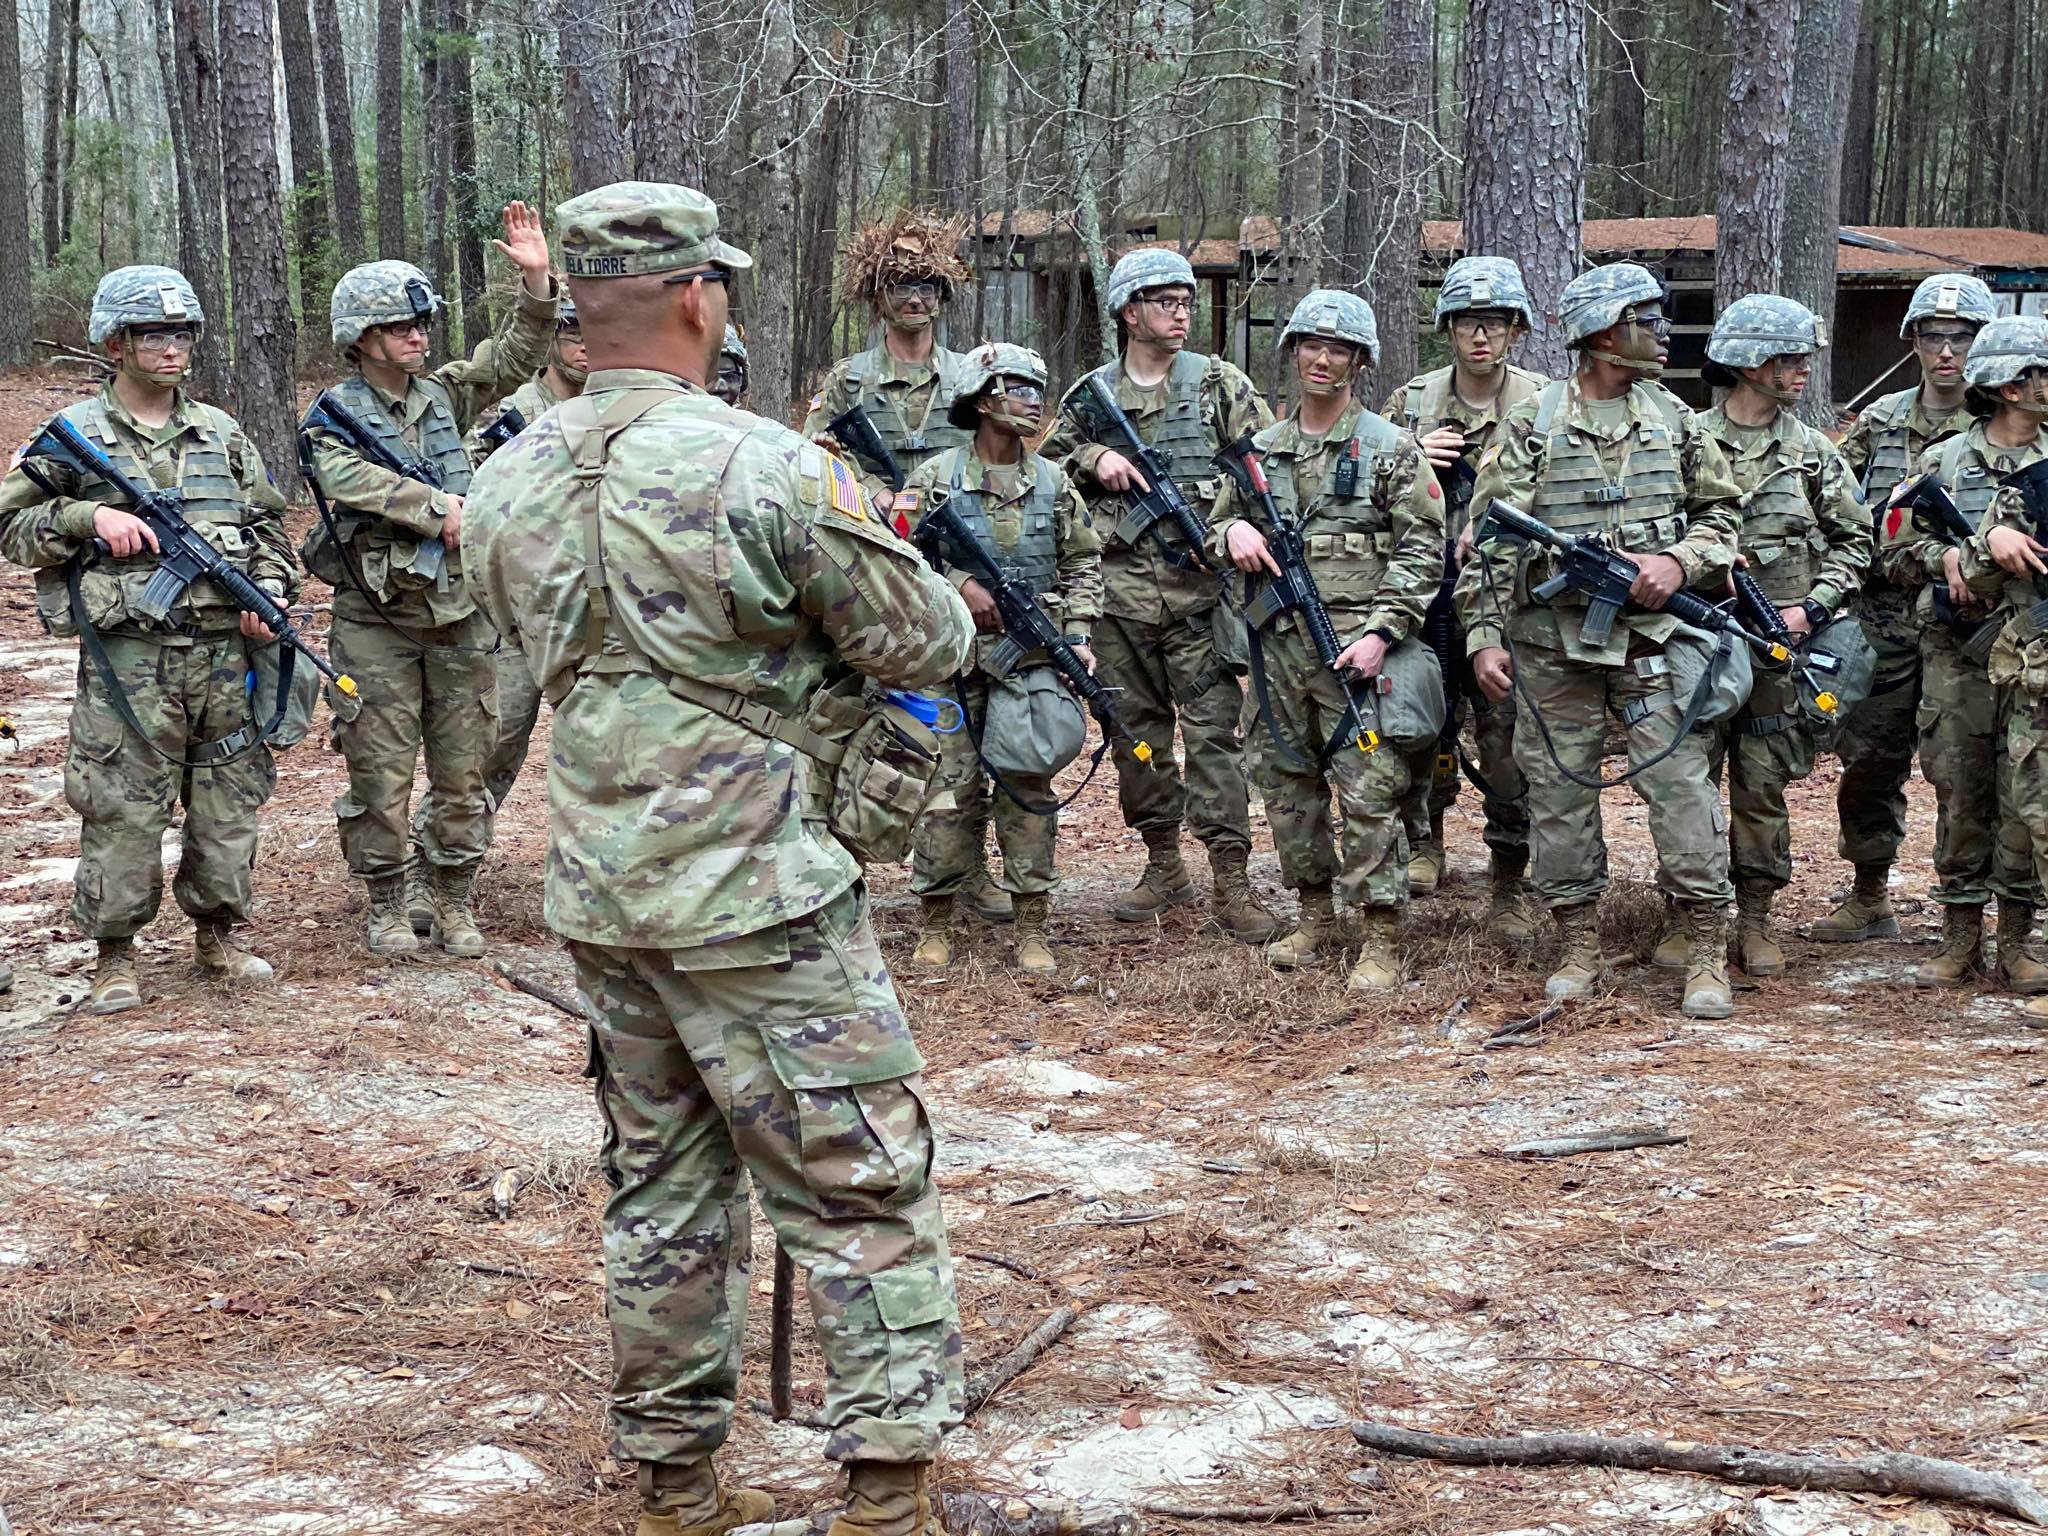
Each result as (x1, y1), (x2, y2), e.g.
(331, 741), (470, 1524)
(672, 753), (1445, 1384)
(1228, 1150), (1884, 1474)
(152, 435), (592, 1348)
(1064, 633), (1091, 649)
(1801, 600), (1830, 630)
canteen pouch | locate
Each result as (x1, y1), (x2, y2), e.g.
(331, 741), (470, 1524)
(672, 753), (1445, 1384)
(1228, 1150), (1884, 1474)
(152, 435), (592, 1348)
(981, 666), (1087, 778)
(1797, 614), (1876, 725)
(251, 639), (325, 748)
(801, 676), (945, 865)
(1368, 635), (1448, 752)
(1661, 620), (1752, 728)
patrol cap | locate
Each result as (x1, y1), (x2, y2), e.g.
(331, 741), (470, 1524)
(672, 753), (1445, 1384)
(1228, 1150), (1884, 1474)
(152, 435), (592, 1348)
(555, 181), (753, 280)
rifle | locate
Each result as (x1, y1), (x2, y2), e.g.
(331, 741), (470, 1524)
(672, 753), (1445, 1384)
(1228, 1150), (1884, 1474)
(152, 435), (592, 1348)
(1419, 455), (1480, 775)
(1069, 372), (1220, 572)
(1214, 433), (1390, 759)
(1888, 471), (2036, 664)
(301, 390), (449, 585)
(21, 415), (357, 701)
(824, 405), (907, 492)
(1731, 567), (1796, 654)
(476, 403), (528, 456)
(910, 495), (1152, 768)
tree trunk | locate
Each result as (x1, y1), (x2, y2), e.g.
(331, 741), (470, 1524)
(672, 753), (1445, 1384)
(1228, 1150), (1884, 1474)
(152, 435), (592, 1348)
(447, 0), (487, 347)
(1461, 0), (1586, 377)
(155, 0), (195, 267)
(1052, 0), (1115, 362)
(276, 0), (330, 330)
(938, 0), (973, 208)
(420, 0), (451, 354)
(1363, 0), (1426, 400)
(218, 0), (299, 475)
(0, 0), (31, 362)
(310, 0), (365, 266)
(750, 0), (797, 424)
(629, 0), (704, 185)
(1783, 0), (1863, 425)
(1839, 10), (1876, 224)
(1607, 0), (1647, 217)
(557, 0), (628, 193)
(57, 0), (82, 252)
(171, 0), (232, 403)
(375, 0), (407, 258)
(1713, 0), (1798, 308)
(40, 0), (66, 262)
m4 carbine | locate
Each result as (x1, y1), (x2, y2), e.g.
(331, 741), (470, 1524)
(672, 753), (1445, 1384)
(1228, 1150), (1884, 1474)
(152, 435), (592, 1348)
(21, 415), (357, 699)
(824, 405), (907, 493)
(1887, 471), (2047, 664)
(300, 390), (450, 584)
(1069, 373), (1219, 572)
(476, 404), (528, 456)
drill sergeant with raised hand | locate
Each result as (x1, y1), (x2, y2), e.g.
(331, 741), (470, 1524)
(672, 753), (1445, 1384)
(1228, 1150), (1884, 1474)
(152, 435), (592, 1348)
(1461, 263), (1746, 1019)
(1212, 289), (1444, 992)
(1382, 255), (1549, 929)
(1664, 296), (1868, 979)
(1044, 247), (1280, 942)
(464, 180), (974, 1536)
(304, 202), (560, 961)
(902, 343), (1103, 977)
(0, 266), (293, 1012)
(1877, 314), (2048, 992)
(712, 324), (749, 406)
(1948, 317), (2048, 1021)
(1816, 272), (1996, 943)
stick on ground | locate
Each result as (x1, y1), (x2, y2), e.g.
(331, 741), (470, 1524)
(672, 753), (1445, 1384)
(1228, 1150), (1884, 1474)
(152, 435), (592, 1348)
(965, 1303), (1081, 1415)
(1138, 1501), (1375, 1522)
(489, 961), (587, 1020)
(1350, 1420), (2048, 1526)
(770, 1243), (797, 1420)
(1500, 1125), (1686, 1159)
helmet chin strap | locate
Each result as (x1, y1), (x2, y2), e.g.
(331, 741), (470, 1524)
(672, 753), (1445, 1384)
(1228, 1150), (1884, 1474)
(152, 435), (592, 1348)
(1587, 348), (1664, 379)
(1298, 376), (1351, 401)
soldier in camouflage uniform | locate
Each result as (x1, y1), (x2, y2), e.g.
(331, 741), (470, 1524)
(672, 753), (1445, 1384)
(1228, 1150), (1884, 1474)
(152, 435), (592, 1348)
(1044, 247), (1280, 941)
(0, 266), (293, 1011)
(465, 182), (975, 1536)
(902, 343), (1103, 977)
(712, 324), (749, 406)
(1460, 263), (1746, 1018)
(1816, 272), (1996, 942)
(1949, 317), (2048, 1019)
(1664, 296), (1869, 978)
(303, 203), (560, 960)
(1211, 289), (1444, 990)
(1877, 314), (2048, 989)
(1383, 256), (1548, 929)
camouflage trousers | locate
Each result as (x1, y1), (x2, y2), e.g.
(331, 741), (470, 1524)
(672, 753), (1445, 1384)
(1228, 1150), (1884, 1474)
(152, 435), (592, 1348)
(1248, 625), (1410, 910)
(909, 673), (1058, 897)
(1830, 582), (1919, 869)
(1717, 665), (1816, 890)
(62, 632), (275, 939)
(2003, 690), (2048, 895)
(1916, 626), (2037, 907)
(411, 642), (545, 853)
(1400, 685), (1528, 863)
(328, 611), (497, 881)
(570, 885), (964, 1469)
(1512, 639), (1732, 909)
(1095, 609), (1252, 852)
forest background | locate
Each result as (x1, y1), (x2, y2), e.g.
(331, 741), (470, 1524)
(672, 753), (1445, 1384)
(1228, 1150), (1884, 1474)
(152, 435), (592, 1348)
(0, 0), (2042, 480)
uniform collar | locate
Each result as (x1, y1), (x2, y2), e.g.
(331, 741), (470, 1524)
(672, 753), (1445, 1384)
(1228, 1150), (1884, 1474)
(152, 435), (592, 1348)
(99, 380), (200, 443)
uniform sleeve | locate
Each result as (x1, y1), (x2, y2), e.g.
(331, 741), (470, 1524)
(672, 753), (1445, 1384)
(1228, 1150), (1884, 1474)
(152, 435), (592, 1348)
(1045, 378), (1110, 481)
(1808, 438), (1871, 612)
(463, 391), (520, 467)
(1362, 437), (1447, 642)
(1214, 362), (1275, 446)
(1051, 466), (1103, 631)
(1958, 485), (2029, 596)
(1379, 382), (1412, 421)
(1203, 475), (1252, 566)
(428, 279), (561, 431)
(1879, 445), (1949, 588)
(799, 363), (852, 442)
(1666, 414), (1741, 592)
(1836, 411), (1876, 486)
(227, 421), (297, 599)
(1457, 411), (1541, 650)
(0, 432), (98, 567)
(308, 426), (451, 536)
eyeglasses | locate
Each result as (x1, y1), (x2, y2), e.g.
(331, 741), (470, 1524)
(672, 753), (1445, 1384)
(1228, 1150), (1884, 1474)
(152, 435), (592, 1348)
(131, 329), (196, 353)
(1915, 327), (1977, 354)
(1140, 293), (1195, 316)
(557, 324), (583, 339)
(1625, 310), (1672, 341)
(661, 267), (735, 287)
(374, 319), (430, 341)
(1451, 314), (1515, 339)
(999, 381), (1045, 404)
(1295, 339), (1358, 364)
(885, 281), (942, 303)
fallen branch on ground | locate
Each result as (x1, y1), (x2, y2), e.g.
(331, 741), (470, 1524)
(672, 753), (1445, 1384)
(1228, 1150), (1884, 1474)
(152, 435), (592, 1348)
(1350, 1420), (2048, 1526)
(1482, 1003), (1561, 1050)
(960, 1249), (1045, 1282)
(1137, 1501), (1376, 1522)
(1500, 1125), (1685, 1159)
(965, 1303), (1081, 1415)
(490, 961), (586, 1020)
(770, 1244), (797, 1420)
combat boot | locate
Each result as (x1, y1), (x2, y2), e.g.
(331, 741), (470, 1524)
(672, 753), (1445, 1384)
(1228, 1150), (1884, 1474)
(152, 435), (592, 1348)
(195, 919), (274, 983)
(88, 937), (142, 1014)
(1112, 831), (1198, 922)
(1485, 855), (1537, 942)
(1012, 893), (1057, 975)
(1207, 844), (1282, 943)
(1544, 902), (1605, 1001)
(1996, 901), (2048, 994)
(910, 896), (954, 968)
(1407, 823), (1446, 897)
(1346, 907), (1402, 993)
(1651, 901), (1689, 971)
(1810, 862), (1900, 942)
(635, 1458), (775, 1536)
(427, 866), (486, 958)
(2024, 994), (2048, 1027)
(1680, 905), (1735, 1020)
(1265, 885), (1337, 970)
(366, 877), (421, 957)
(1734, 882), (1784, 977)
(827, 1460), (940, 1536)
(959, 856), (1013, 924)
(1914, 905), (1985, 988)
(403, 856), (435, 937)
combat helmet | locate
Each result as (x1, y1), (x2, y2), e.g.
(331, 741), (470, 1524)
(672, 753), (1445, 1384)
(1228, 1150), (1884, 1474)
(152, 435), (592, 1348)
(713, 323), (749, 405)
(1433, 256), (1535, 330)
(1962, 315), (2048, 411)
(330, 260), (443, 350)
(1900, 272), (1997, 339)
(1702, 294), (1825, 385)
(89, 265), (204, 345)
(555, 290), (578, 328)
(1107, 248), (1196, 316)
(1279, 288), (1379, 367)
(947, 341), (1050, 429)
(721, 322), (747, 366)
(1558, 263), (1665, 347)
(838, 210), (974, 308)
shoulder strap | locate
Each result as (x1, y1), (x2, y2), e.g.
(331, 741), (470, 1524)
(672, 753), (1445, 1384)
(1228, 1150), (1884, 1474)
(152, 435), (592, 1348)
(1350, 408), (1404, 454)
(1642, 384), (1686, 437)
(562, 386), (686, 659)
(1936, 431), (1975, 488)
(1531, 380), (1568, 437)
(1413, 370), (1453, 430)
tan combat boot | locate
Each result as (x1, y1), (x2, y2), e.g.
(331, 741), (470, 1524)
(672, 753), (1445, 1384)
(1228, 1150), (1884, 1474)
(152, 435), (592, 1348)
(89, 937), (143, 1014)
(827, 1460), (941, 1536)
(1681, 905), (1735, 1019)
(1111, 831), (1199, 922)
(1407, 826), (1446, 897)
(910, 896), (954, 968)
(1266, 885), (1337, 970)
(1485, 854), (1537, 942)
(1997, 901), (2048, 994)
(1208, 844), (1282, 942)
(195, 919), (274, 983)
(959, 856), (1014, 924)
(1346, 907), (1402, 993)
(1651, 901), (1689, 971)
(1915, 905), (1985, 988)
(1545, 902), (1605, 1001)
(1810, 863), (1900, 942)
(366, 876), (421, 957)
(1012, 893), (1057, 975)
(2024, 995), (2048, 1027)
(635, 1458), (775, 1536)
(403, 856), (436, 937)
(1734, 882), (1784, 977)
(426, 866), (486, 958)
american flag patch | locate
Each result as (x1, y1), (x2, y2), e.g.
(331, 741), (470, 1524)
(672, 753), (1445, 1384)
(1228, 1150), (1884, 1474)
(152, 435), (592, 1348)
(826, 452), (864, 520)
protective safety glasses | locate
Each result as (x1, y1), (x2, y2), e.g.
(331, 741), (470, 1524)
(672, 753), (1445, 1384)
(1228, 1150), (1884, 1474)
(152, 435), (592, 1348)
(130, 329), (196, 354)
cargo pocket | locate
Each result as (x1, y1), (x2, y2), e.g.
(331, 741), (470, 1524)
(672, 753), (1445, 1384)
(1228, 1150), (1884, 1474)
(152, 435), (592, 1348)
(779, 1075), (933, 1219)
(63, 683), (134, 823)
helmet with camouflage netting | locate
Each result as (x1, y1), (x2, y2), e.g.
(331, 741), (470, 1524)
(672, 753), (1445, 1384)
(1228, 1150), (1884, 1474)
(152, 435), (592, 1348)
(1107, 248), (1197, 316)
(555, 289), (578, 327)
(1704, 294), (1825, 381)
(1279, 288), (1379, 366)
(839, 210), (974, 308)
(1558, 263), (1665, 347)
(1433, 256), (1535, 330)
(1962, 315), (2048, 408)
(1900, 272), (1997, 339)
(89, 265), (204, 345)
(947, 341), (1050, 428)
(331, 260), (444, 349)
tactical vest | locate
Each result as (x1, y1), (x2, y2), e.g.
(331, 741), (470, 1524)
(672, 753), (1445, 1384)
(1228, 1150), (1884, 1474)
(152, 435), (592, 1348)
(1727, 414), (1828, 605)
(940, 449), (1061, 599)
(1098, 348), (1222, 492)
(1527, 380), (1689, 554)
(330, 373), (473, 500)
(1264, 411), (1404, 609)
(1935, 431), (2001, 529)
(843, 346), (975, 466)
(1856, 388), (1923, 499)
